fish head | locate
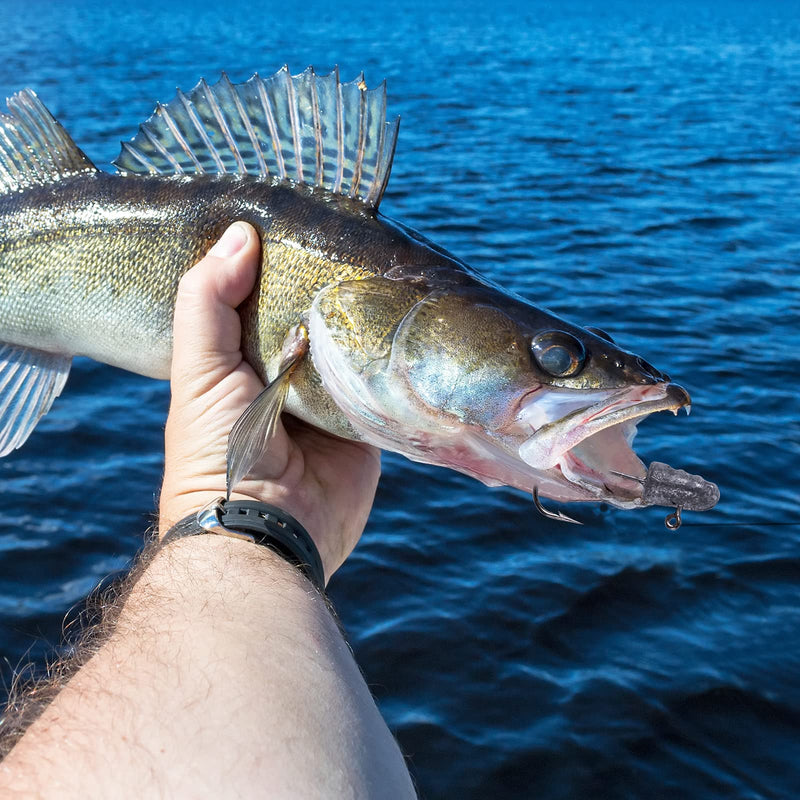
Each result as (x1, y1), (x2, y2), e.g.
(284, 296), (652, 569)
(307, 270), (690, 508)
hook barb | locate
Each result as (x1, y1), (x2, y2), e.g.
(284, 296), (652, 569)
(533, 487), (583, 525)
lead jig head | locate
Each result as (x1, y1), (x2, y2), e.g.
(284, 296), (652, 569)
(612, 462), (719, 530)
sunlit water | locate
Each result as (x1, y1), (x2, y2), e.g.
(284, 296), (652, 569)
(0, 1), (798, 796)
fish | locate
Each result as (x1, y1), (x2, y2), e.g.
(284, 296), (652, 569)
(0, 66), (718, 520)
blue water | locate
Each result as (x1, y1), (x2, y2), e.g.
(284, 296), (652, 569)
(1, 0), (799, 796)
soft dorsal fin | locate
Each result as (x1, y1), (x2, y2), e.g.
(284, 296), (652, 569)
(113, 66), (400, 211)
(0, 90), (97, 194)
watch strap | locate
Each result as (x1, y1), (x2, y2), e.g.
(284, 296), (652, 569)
(162, 499), (325, 592)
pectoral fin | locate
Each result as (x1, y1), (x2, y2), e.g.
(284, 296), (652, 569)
(0, 343), (71, 455)
(226, 325), (308, 498)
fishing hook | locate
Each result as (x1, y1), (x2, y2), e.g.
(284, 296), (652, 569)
(665, 505), (683, 530)
(532, 487), (583, 525)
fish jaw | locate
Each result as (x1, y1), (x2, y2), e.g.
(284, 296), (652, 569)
(513, 382), (692, 507)
(318, 380), (692, 509)
(360, 384), (694, 510)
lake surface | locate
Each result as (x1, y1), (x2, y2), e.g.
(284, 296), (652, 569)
(0, 0), (798, 796)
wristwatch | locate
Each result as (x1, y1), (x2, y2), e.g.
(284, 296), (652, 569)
(162, 498), (325, 592)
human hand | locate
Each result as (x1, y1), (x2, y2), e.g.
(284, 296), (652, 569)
(159, 222), (381, 582)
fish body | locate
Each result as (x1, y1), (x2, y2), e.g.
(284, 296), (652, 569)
(0, 68), (717, 515)
(0, 171), (468, 437)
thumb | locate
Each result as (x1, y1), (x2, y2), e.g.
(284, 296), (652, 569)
(172, 222), (260, 389)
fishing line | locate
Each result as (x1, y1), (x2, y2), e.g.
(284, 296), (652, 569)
(672, 520), (800, 528)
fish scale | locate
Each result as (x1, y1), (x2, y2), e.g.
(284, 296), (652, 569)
(0, 170), (446, 430)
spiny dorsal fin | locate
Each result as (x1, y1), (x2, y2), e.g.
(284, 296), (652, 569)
(113, 66), (399, 210)
(0, 90), (96, 194)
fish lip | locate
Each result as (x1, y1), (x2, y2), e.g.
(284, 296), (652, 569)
(517, 382), (692, 504)
(573, 383), (691, 437)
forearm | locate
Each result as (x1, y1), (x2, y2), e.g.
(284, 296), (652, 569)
(0, 536), (415, 799)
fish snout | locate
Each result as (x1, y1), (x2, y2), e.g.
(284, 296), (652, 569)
(633, 355), (671, 384)
(588, 345), (672, 386)
(665, 382), (692, 411)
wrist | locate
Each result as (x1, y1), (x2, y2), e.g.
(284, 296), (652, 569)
(123, 534), (328, 638)
(162, 499), (326, 590)
(150, 533), (312, 593)
(160, 486), (345, 580)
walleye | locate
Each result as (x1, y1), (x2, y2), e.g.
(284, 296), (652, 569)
(0, 67), (718, 521)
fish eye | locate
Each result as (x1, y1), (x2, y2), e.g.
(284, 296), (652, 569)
(586, 326), (614, 343)
(531, 331), (586, 377)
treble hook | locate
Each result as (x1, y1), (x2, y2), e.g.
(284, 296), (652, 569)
(532, 487), (583, 525)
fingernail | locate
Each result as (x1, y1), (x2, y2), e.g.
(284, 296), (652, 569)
(209, 223), (248, 258)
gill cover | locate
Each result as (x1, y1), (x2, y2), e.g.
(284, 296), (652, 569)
(308, 276), (541, 458)
(308, 277), (430, 450)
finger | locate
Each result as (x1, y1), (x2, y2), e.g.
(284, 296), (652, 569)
(172, 222), (261, 387)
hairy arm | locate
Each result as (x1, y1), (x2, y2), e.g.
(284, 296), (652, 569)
(0, 223), (415, 798)
(1, 537), (413, 797)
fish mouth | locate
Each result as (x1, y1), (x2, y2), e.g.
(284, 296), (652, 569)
(517, 383), (692, 507)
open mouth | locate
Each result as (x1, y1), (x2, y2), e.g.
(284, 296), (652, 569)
(518, 383), (691, 506)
